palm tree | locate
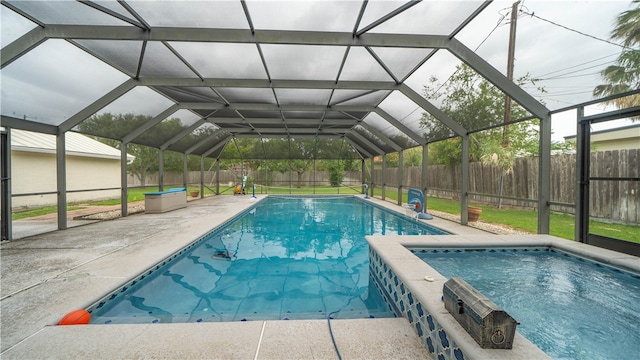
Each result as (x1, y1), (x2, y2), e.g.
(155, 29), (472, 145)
(593, 0), (640, 111)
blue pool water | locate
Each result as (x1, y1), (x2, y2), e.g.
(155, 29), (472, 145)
(89, 196), (447, 324)
(413, 248), (640, 360)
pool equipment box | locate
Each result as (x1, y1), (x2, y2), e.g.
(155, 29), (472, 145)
(443, 277), (518, 349)
(144, 188), (187, 214)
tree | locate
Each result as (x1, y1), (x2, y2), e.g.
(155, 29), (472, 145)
(593, 0), (640, 111)
(289, 139), (315, 187)
(419, 64), (543, 166)
(78, 113), (213, 186)
(324, 160), (344, 186)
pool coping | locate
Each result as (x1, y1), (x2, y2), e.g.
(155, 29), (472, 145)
(365, 234), (640, 359)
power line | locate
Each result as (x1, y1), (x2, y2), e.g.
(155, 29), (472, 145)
(532, 52), (620, 78)
(520, 10), (632, 50)
(533, 60), (617, 81)
(535, 71), (601, 81)
(533, 89), (594, 97)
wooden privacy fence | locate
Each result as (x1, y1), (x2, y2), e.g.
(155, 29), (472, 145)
(128, 170), (363, 188)
(372, 149), (639, 225)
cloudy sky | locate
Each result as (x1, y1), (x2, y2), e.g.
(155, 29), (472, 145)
(1, 0), (636, 142)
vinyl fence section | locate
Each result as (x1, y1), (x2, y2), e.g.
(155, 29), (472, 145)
(371, 149), (639, 225)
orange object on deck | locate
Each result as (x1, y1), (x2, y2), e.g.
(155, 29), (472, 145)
(58, 309), (91, 325)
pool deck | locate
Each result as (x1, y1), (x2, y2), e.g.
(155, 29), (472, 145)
(0, 194), (626, 359)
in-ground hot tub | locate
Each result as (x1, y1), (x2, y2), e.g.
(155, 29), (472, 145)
(366, 234), (640, 360)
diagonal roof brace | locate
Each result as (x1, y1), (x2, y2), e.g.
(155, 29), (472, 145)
(1, 26), (46, 69)
(398, 84), (466, 136)
(349, 131), (384, 156)
(344, 137), (371, 159)
(122, 104), (181, 143)
(185, 131), (224, 155)
(374, 108), (425, 146)
(202, 135), (232, 158)
(358, 123), (402, 152)
(160, 118), (208, 151)
(446, 38), (550, 120)
(59, 79), (138, 133)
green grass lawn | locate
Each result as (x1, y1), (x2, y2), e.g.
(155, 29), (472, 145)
(373, 188), (640, 243)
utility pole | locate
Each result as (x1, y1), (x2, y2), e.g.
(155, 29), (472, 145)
(498, 0), (520, 209)
(503, 0), (520, 147)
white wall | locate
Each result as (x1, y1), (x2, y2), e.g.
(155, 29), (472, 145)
(11, 150), (121, 208)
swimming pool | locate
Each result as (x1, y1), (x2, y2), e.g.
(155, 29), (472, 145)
(87, 196), (448, 324)
(413, 247), (640, 359)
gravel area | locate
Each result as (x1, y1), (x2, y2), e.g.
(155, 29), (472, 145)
(79, 205), (145, 220)
(427, 209), (532, 235)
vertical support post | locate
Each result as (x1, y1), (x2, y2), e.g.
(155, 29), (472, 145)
(1, 129), (13, 240)
(183, 154), (188, 189)
(289, 160), (292, 194)
(575, 107), (589, 243)
(56, 132), (67, 230)
(397, 151), (403, 206)
(361, 159), (366, 194)
(421, 144), (428, 210)
(215, 159), (220, 195)
(200, 155), (205, 198)
(370, 157), (375, 197)
(382, 154), (386, 200)
(461, 135), (469, 224)
(158, 150), (164, 191)
(538, 113), (552, 234)
(121, 142), (128, 217)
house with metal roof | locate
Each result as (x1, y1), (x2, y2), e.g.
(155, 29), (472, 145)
(10, 129), (134, 208)
(564, 123), (640, 151)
